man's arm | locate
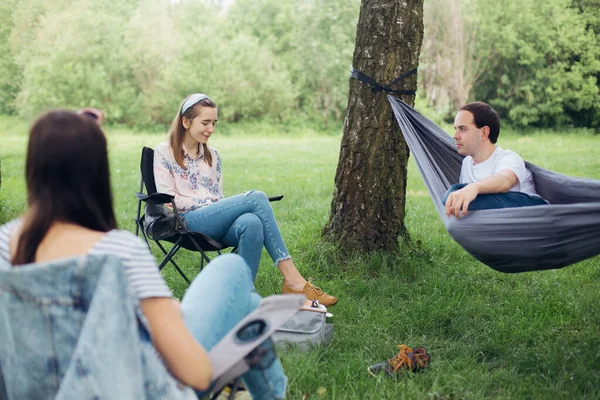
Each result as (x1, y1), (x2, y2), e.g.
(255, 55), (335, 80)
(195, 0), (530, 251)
(445, 169), (517, 218)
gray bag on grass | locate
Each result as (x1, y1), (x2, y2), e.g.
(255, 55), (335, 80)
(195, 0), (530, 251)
(272, 308), (334, 352)
(209, 294), (305, 394)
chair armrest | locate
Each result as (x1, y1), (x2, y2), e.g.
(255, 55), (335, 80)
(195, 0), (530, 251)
(138, 192), (282, 204)
(136, 192), (185, 230)
(135, 192), (175, 205)
(187, 231), (225, 251)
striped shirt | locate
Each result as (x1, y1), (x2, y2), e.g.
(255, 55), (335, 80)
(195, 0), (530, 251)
(0, 219), (172, 300)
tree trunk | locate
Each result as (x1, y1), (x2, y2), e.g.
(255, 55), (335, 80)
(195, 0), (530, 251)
(323, 0), (424, 252)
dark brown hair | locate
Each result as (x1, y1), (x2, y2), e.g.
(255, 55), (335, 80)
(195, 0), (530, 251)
(12, 110), (117, 265)
(460, 102), (501, 143)
(168, 95), (217, 169)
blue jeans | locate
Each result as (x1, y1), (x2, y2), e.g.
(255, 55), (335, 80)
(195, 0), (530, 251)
(442, 183), (548, 210)
(182, 191), (291, 280)
(181, 254), (287, 400)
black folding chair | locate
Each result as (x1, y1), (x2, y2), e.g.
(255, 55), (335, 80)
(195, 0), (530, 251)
(134, 147), (283, 284)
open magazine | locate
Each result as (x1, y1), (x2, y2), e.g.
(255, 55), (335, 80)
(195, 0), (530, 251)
(208, 294), (305, 394)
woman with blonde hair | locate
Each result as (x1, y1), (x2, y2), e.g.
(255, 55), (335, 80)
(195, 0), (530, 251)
(153, 94), (337, 306)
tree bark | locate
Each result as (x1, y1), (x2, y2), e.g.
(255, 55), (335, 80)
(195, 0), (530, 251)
(323, 0), (424, 252)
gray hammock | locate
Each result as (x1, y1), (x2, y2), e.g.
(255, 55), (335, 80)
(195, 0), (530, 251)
(388, 95), (600, 273)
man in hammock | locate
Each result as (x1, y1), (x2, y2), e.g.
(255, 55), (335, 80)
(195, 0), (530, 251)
(443, 102), (548, 218)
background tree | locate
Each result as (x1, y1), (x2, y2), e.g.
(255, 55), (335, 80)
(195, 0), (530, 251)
(420, 0), (489, 117)
(123, 0), (180, 125)
(0, 0), (597, 130)
(226, 0), (360, 127)
(472, 0), (600, 128)
(13, 0), (141, 122)
(0, 0), (20, 115)
(323, 0), (424, 252)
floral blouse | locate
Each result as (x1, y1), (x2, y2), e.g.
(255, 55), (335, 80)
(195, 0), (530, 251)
(153, 141), (224, 213)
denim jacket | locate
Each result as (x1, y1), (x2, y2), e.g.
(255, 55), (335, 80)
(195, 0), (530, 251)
(0, 254), (196, 400)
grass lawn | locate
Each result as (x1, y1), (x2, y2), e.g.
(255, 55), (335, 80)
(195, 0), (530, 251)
(1, 114), (599, 399)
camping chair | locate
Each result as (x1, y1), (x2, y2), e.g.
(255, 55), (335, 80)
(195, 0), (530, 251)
(134, 147), (283, 284)
(0, 255), (304, 400)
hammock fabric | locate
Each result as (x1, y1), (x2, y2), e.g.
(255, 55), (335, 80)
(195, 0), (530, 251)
(388, 95), (600, 273)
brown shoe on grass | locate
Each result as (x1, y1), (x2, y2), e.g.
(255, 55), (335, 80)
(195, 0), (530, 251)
(281, 279), (338, 307)
(367, 344), (430, 377)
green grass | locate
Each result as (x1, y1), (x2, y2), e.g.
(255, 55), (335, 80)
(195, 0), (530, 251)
(1, 116), (599, 399)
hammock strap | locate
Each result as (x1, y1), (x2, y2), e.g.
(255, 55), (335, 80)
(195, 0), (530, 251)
(350, 67), (418, 95)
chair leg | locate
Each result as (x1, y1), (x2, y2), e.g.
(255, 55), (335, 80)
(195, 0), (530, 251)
(196, 246), (236, 271)
(228, 378), (242, 400)
(135, 178), (144, 236)
(200, 250), (216, 270)
(207, 378), (242, 400)
(154, 239), (191, 284)
(186, 235), (213, 272)
(139, 228), (151, 251)
(135, 218), (151, 250)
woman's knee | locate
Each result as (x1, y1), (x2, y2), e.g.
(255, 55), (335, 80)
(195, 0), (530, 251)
(248, 292), (261, 311)
(204, 253), (253, 282)
(182, 253), (254, 315)
(247, 190), (269, 206)
(237, 213), (264, 241)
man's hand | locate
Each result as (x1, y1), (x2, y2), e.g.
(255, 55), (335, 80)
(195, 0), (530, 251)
(445, 184), (479, 218)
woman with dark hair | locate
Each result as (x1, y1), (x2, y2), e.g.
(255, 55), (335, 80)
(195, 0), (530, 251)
(154, 94), (338, 307)
(0, 110), (288, 399)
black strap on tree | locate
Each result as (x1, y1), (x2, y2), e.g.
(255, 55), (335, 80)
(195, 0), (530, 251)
(350, 67), (418, 95)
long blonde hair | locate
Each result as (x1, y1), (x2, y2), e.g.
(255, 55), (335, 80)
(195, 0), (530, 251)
(168, 95), (217, 168)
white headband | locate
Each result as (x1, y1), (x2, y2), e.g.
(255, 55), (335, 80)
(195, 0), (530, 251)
(181, 93), (210, 116)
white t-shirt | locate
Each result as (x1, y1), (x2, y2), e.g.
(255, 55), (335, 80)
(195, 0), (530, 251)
(460, 146), (539, 196)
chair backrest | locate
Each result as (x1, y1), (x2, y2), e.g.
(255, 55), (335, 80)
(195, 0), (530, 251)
(141, 146), (158, 195)
(0, 255), (195, 400)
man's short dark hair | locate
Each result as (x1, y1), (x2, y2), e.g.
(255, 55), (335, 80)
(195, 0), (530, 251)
(460, 102), (501, 143)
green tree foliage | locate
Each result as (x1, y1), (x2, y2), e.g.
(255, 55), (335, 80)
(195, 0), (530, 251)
(5, 0), (300, 125)
(575, 0), (600, 35)
(0, 0), (21, 114)
(0, 0), (597, 129)
(123, 0), (181, 125)
(420, 0), (488, 116)
(472, 0), (600, 128)
(226, 0), (360, 127)
(421, 0), (600, 129)
(13, 0), (141, 122)
(154, 0), (296, 124)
